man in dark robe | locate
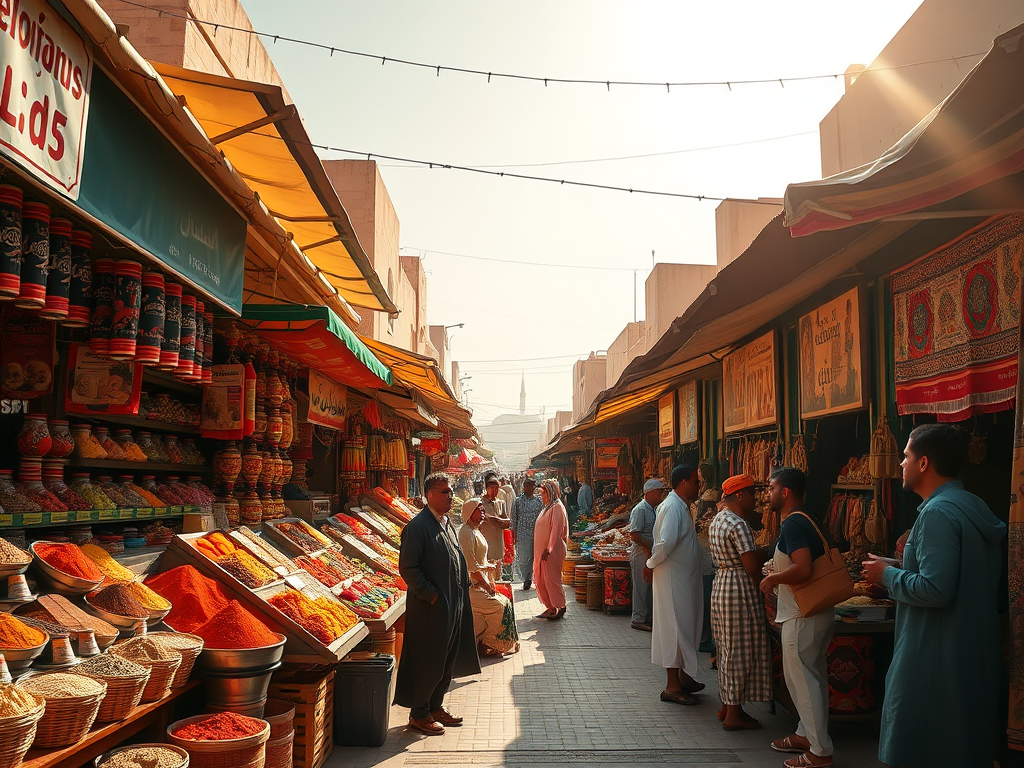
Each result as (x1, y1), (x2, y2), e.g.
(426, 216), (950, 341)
(395, 472), (481, 735)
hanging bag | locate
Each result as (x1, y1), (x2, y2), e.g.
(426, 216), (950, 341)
(789, 512), (856, 616)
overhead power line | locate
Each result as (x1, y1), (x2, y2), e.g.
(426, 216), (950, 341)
(118, 1), (982, 93)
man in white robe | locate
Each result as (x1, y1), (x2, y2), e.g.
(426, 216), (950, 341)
(645, 464), (705, 705)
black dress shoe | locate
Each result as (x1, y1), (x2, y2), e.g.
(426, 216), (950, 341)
(522, 580), (532, 590)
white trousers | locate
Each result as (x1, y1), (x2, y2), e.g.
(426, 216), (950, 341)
(781, 610), (835, 757)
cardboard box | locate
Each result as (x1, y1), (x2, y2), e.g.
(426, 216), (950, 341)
(181, 512), (216, 533)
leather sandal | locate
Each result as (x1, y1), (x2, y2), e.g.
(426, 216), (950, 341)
(771, 736), (810, 754)
(409, 716), (445, 735)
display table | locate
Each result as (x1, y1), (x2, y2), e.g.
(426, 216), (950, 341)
(768, 620), (895, 723)
(20, 681), (201, 768)
(364, 593), (406, 632)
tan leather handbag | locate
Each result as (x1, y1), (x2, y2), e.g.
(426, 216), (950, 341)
(789, 512), (856, 617)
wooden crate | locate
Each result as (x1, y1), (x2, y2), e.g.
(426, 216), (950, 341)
(269, 669), (335, 768)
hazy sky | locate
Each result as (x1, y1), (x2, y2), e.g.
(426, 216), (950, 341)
(240, 0), (923, 429)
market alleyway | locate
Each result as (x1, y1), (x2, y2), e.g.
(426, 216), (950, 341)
(329, 588), (886, 768)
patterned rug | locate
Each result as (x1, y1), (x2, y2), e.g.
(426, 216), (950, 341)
(891, 214), (1023, 420)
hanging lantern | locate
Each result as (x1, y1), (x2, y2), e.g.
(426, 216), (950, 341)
(89, 259), (116, 355)
(16, 201), (49, 309)
(0, 185), (22, 300)
(135, 271), (165, 365)
(176, 294), (196, 377)
(65, 229), (92, 328)
(41, 217), (72, 321)
(160, 282), (182, 370)
(109, 260), (142, 360)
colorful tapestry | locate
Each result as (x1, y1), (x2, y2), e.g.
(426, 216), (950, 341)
(891, 214), (1023, 421)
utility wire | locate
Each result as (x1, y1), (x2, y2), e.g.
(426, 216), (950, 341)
(118, 0), (982, 93)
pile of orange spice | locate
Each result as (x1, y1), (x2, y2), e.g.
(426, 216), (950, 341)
(269, 590), (358, 645)
(35, 542), (103, 581)
(0, 613), (47, 648)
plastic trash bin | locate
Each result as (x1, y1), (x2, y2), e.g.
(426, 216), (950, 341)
(334, 653), (395, 747)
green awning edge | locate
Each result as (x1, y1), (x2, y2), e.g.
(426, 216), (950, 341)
(241, 304), (394, 386)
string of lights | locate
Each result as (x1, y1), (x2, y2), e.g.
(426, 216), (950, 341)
(118, 0), (982, 93)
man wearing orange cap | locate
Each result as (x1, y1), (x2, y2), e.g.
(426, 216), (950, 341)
(709, 474), (771, 731)
(645, 465), (704, 705)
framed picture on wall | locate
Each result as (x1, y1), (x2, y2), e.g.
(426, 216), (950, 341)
(798, 286), (867, 419)
(723, 331), (778, 433)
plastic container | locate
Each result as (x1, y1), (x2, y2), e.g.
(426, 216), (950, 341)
(333, 653), (394, 747)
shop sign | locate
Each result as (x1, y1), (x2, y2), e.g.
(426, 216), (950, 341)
(77, 71), (246, 313)
(723, 331), (777, 433)
(678, 380), (698, 445)
(201, 363), (244, 439)
(64, 342), (141, 414)
(799, 287), (865, 419)
(0, 0), (92, 199)
(306, 368), (347, 430)
(0, 307), (54, 399)
(658, 392), (675, 448)
(594, 437), (626, 480)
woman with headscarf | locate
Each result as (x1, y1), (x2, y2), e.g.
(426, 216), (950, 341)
(457, 498), (520, 657)
(533, 480), (569, 620)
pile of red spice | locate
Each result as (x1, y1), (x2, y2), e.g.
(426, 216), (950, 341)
(145, 565), (230, 633)
(193, 600), (279, 649)
(35, 542), (103, 581)
(172, 712), (266, 741)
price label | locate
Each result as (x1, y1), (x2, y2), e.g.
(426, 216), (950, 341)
(99, 509), (115, 520)
(0, 514), (12, 527)
(273, 566), (290, 577)
(285, 575), (306, 590)
(22, 513), (42, 525)
(136, 508), (153, 519)
(50, 511), (68, 524)
(120, 509), (133, 519)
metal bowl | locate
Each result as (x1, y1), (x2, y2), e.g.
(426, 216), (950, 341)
(0, 595), (36, 614)
(0, 561), (31, 578)
(204, 661), (281, 709)
(82, 596), (146, 631)
(29, 542), (103, 595)
(1, 638), (47, 673)
(197, 633), (286, 673)
(146, 605), (172, 627)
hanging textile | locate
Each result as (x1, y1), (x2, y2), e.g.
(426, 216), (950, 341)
(891, 214), (1023, 421)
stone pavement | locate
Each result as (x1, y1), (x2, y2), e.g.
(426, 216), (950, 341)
(328, 586), (886, 768)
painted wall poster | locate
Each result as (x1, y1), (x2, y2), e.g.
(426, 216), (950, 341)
(799, 287), (865, 419)
(723, 331), (777, 433)
(594, 437), (626, 480)
(307, 369), (348, 430)
(678, 380), (698, 444)
(64, 343), (141, 414)
(658, 392), (675, 448)
(201, 364), (245, 439)
(1, 308), (56, 399)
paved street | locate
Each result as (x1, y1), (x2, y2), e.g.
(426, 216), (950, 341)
(330, 586), (886, 768)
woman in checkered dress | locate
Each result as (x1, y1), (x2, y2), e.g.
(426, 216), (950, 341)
(709, 474), (772, 731)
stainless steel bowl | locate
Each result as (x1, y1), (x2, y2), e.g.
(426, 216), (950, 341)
(0, 595), (36, 614)
(0, 561), (31, 578)
(146, 606), (172, 627)
(82, 596), (146, 631)
(1, 638), (47, 673)
(204, 662), (281, 709)
(197, 634), (286, 673)
(29, 542), (103, 595)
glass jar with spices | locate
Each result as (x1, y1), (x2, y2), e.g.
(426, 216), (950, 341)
(68, 473), (116, 511)
(163, 435), (184, 465)
(95, 476), (130, 508)
(46, 420), (74, 459)
(0, 469), (40, 514)
(136, 432), (166, 463)
(116, 476), (151, 508)
(18, 460), (66, 512)
(71, 424), (107, 460)
(18, 414), (52, 457)
(93, 426), (127, 461)
(113, 430), (147, 462)
(42, 462), (90, 511)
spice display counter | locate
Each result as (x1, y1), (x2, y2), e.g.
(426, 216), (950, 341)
(363, 593), (406, 633)
(19, 680), (200, 768)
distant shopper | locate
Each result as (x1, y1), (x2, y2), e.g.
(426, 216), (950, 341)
(645, 465), (704, 705)
(709, 474), (770, 731)
(577, 479), (594, 518)
(395, 473), (480, 735)
(480, 475), (511, 578)
(458, 498), (520, 657)
(862, 425), (1005, 768)
(533, 479), (569, 620)
(511, 478), (543, 590)
(628, 478), (668, 631)
(761, 467), (833, 767)
(499, 477), (517, 516)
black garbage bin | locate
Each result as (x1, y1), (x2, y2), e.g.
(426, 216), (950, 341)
(333, 653), (395, 747)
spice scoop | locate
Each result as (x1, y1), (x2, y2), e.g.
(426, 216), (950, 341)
(74, 629), (100, 657)
(7, 575), (32, 600)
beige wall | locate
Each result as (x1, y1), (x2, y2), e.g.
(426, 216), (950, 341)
(819, 0), (1024, 177)
(573, 354), (607, 423)
(98, 0), (289, 93)
(607, 321), (647, 387)
(546, 410), (574, 445)
(644, 263), (719, 352)
(715, 199), (783, 269)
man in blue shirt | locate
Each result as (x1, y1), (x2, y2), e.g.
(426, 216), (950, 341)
(510, 478), (544, 591)
(628, 478), (668, 631)
(577, 480), (594, 517)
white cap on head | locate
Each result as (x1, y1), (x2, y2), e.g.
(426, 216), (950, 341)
(643, 478), (668, 493)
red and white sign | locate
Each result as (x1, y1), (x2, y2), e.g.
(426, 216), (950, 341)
(0, 0), (92, 199)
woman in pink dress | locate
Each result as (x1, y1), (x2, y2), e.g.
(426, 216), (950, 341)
(533, 480), (569, 620)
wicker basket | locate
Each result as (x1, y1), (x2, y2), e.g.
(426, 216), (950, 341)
(137, 657), (182, 703)
(95, 744), (189, 768)
(167, 716), (270, 768)
(263, 731), (292, 768)
(32, 684), (107, 748)
(149, 633), (204, 689)
(0, 699), (44, 768)
(81, 669), (151, 722)
(262, 699), (295, 740)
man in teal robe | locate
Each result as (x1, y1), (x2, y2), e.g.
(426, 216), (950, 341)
(864, 424), (1005, 768)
